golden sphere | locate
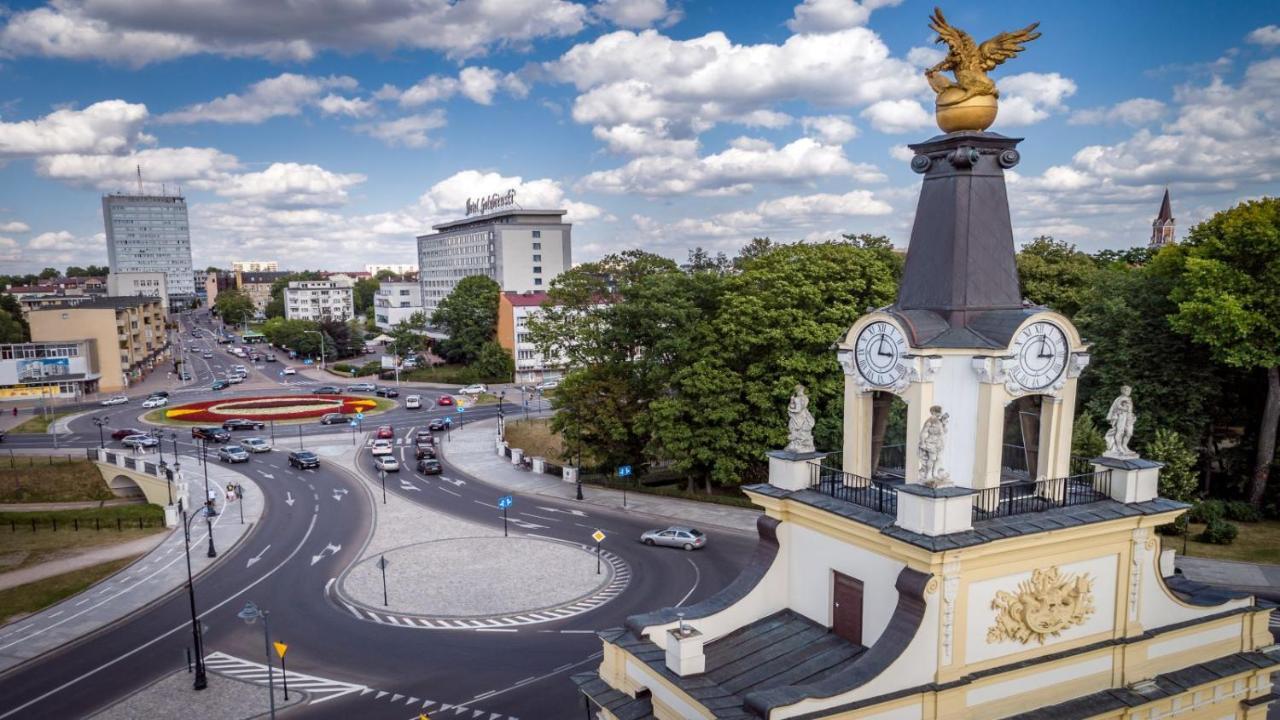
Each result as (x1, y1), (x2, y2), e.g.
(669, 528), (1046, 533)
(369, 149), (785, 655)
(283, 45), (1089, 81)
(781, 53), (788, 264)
(935, 92), (998, 133)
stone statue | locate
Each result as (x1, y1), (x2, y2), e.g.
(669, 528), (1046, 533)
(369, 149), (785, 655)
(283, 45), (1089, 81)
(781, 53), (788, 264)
(925, 7), (1041, 132)
(1104, 385), (1137, 459)
(785, 384), (816, 454)
(918, 405), (951, 486)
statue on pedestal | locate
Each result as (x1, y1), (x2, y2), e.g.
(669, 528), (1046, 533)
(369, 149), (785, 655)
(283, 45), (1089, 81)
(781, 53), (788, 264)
(1104, 386), (1138, 459)
(785, 384), (815, 454)
(918, 405), (951, 486)
(924, 7), (1041, 133)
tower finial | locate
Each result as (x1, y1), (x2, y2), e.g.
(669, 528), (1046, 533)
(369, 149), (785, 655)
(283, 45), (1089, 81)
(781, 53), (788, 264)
(136, 164), (143, 194)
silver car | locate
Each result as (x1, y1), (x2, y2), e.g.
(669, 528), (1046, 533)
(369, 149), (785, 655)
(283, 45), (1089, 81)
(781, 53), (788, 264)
(373, 455), (400, 472)
(218, 445), (250, 463)
(640, 526), (706, 551)
(241, 437), (271, 453)
(121, 434), (159, 449)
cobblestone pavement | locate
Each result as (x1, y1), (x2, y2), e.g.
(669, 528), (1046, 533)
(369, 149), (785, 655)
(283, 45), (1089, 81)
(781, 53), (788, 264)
(90, 659), (304, 720)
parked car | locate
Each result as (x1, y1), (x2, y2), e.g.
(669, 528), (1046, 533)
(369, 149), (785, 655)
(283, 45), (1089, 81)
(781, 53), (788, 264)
(192, 427), (231, 443)
(458, 384), (487, 395)
(313, 386), (342, 395)
(141, 396), (168, 408)
(415, 444), (436, 460)
(112, 427), (145, 441)
(417, 458), (443, 475)
(404, 395), (422, 409)
(179, 372), (192, 380)
(437, 395), (454, 406)
(427, 417), (452, 431)
(320, 413), (349, 425)
(222, 418), (265, 431)
(372, 455), (400, 472)
(370, 439), (394, 456)
(348, 382), (376, 392)
(218, 445), (250, 463)
(100, 395), (128, 406)
(640, 527), (707, 551)
(288, 450), (320, 469)
(375, 425), (394, 439)
(282, 367), (296, 376)
(536, 379), (560, 392)
(121, 434), (159, 449)
(241, 437), (271, 453)
(211, 380), (229, 391)
(375, 386), (399, 398)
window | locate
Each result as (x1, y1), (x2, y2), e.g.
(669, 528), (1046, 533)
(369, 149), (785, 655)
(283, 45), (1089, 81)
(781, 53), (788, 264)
(532, 242), (541, 250)
(532, 254), (541, 261)
(534, 278), (543, 286)
(532, 230), (541, 238)
(532, 266), (542, 274)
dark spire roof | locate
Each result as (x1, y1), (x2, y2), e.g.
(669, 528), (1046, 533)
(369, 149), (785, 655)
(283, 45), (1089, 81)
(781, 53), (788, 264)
(1156, 188), (1173, 223)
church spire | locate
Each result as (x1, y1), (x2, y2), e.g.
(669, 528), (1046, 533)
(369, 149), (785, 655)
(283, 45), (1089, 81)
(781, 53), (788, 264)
(1150, 188), (1175, 248)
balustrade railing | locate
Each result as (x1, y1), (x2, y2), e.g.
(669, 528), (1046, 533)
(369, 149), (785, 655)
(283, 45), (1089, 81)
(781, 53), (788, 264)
(972, 470), (1111, 520)
(809, 461), (898, 516)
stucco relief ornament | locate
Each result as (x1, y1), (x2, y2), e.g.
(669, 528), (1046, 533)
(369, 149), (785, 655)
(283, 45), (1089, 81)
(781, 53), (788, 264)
(785, 384), (816, 454)
(1104, 385), (1138, 459)
(918, 405), (951, 486)
(987, 567), (1095, 645)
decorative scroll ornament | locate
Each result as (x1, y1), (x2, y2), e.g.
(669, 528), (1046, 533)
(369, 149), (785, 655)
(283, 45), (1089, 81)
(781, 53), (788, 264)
(987, 566), (1094, 645)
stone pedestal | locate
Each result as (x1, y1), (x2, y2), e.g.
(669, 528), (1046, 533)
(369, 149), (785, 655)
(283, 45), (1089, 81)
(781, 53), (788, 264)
(1091, 456), (1163, 504)
(767, 449), (826, 492)
(495, 441), (507, 458)
(163, 504), (179, 528)
(532, 457), (545, 474)
(665, 627), (705, 677)
(563, 466), (578, 484)
(895, 484), (976, 537)
(511, 447), (524, 466)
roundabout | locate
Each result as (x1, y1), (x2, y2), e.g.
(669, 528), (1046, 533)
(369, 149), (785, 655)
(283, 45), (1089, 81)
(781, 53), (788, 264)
(143, 394), (394, 425)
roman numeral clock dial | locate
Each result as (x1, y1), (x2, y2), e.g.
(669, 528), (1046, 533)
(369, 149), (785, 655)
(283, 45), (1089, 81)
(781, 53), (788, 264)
(1009, 321), (1068, 391)
(854, 321), (910, 389)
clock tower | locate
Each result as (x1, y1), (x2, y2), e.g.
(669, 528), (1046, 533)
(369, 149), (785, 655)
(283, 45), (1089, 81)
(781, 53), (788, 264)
(836, 131), (1089, 490)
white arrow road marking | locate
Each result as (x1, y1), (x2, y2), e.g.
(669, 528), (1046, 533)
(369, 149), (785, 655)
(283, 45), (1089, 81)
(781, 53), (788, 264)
(331, 488), (349, 501)
(508, 518), (548, 530)
(536, 506), (588, 517)
(245, 545), (271, 568)
(284, 492), (295, 507)
(310, 543), (341, 566)
(399, 479), (422, 492)
(439, 476), (466, 487)
(256, 471), (274, 479)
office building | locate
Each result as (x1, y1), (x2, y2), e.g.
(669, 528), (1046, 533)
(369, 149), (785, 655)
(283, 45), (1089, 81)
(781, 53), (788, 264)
(235, 271), (290, 314)
(231, 260), (279, 273)
(0, 340), (100, 400)
(365, 263), (417, 276)
(284, 280), (353, 322)
(102, 192), (195, 307)
(106, 272), (168, 313)
(374, 281), (424, 331)
(417, 207), (571, 318)
(28, 296), (169, 393)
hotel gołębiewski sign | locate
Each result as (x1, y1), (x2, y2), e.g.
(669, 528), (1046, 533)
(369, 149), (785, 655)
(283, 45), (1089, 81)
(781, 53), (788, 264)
(465, 189), (517, 217)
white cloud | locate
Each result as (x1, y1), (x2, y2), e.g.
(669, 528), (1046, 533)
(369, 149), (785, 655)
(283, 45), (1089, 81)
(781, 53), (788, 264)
(591, 123), (698, 156)
(316, 94), (376, 118)
(419, 169), (608, 223)
(29, 230), (79, 251)
(860, 99), (931, 134)
(158, 73), (357, 124)
(906, 45), (944, 68)
(1069, 98), (1166, 127)
(0, 237), (19, 264)
(355, 111), (448, 148)
(888, 145), (914, 162)
(995, 72), (1077, 126)
(459, 67), (502, 105)
(1247, 25), (1280, 46)
(593, 0), (682, 29)
(34, 146), (241, 190)
(397, 67), (526, 107)
(0, 100), (149, 158)
(398, 75), (459, 107)
(788, 0), (874, 34)
(214, 163), (366, 207)
(0, 221), (31, 233)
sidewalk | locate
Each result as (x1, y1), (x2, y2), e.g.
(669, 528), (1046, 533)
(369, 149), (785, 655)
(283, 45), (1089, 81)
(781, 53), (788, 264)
(440, 418), (760, 535)
(1175, 555), (1280, 599)
(0, 533), (168, 592)
(0, 459), (264, 674)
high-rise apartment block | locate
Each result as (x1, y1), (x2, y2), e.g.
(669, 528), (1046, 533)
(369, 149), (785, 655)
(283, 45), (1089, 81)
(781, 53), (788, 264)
(284, 280), (353, 322)
(102, 193), (195, 307)
(365, 263), (417, 276)
(232, 261), (279, 273)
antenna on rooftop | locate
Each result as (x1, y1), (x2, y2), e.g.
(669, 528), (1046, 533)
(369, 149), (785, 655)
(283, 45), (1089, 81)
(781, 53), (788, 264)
(136, 165), (143, 195)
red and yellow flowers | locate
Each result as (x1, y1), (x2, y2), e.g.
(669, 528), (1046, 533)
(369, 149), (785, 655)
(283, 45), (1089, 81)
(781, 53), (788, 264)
(165, 395), (378, 422)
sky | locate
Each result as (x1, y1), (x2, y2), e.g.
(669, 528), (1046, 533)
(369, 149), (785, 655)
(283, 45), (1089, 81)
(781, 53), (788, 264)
(0, 0), (1277, 273)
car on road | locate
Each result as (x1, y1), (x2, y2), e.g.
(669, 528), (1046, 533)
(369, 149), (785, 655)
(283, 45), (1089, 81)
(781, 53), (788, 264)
(233, 364), (247, 373)
(141, 396), (168, 408)
(372, 455), (400, 472)
(288, 450), (320, 469)
(348, 382), (376, 392)
(100, 395), (128, 406)
(458, 384), (487, 395)
(404, 395), (422, 409)
(150, 391), (170, 398)
(415, 430), (434, 444)
(427, 417), (452, 431)
(375, 425), (394, 439)
(536, 379), (560, 392)
(111, 427), (145, 441)
(282, 367), (296, 376)
(121, 433), (159, 449)
(192, 427), (231, 443)
(179, 372), (192, 381)
(222, 418), (265, 431)
(314, 386), (342, 395)
(320, 413), (349, 425)
(437, 395), (453, 406)
(241, 437), (271, 453)
(375, 386), (399, 398)
(415, 444), (436, 460)
(202, 352), (214, 359)
(211, 380), (229, 391)
(370, 439), (393, 456)
(416, 458), (442, 475)
(218, 445), (250, 463)
(640, 526), (707, 551)
(265, 354), (277, 362)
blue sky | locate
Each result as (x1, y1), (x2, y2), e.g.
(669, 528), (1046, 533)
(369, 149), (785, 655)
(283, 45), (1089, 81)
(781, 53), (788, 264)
(1, 0), (1277, 273)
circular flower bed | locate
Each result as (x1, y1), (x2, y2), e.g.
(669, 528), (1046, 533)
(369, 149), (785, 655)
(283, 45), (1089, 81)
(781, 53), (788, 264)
(164, 395), (379, 422)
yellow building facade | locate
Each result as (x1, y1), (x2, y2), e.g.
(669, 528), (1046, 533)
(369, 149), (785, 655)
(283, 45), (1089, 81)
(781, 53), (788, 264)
(29, 296), (170, 393)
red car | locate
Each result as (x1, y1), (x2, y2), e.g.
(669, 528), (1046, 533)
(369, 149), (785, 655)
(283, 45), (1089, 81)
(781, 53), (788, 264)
(437, 395), (453, 406)
(111, 428), (145, 441)
(376, 425), (395, 439)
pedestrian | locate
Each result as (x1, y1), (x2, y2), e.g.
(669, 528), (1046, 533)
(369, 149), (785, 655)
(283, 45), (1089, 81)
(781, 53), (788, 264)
(226, 482), (236, 501)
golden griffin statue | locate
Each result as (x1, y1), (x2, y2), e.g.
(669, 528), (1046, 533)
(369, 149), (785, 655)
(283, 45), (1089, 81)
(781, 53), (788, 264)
(925, 7), (1041, 133)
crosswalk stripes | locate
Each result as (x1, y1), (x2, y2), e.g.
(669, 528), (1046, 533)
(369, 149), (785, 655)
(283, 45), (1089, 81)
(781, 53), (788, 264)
(204, 652), (519, 718)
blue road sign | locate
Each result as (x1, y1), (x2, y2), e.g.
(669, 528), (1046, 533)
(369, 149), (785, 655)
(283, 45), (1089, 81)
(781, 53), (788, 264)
(617, 465), (633, 477)
(303, 358), (314, 365)
(355, 412), (364, 420)
(456, 405), (465, 413)
(498, 495), (513, 509)
(349, 420), (358, 427)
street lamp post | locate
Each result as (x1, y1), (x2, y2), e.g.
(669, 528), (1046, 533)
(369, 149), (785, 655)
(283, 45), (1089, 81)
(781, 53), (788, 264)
(168, 431), (180, 506)
(180, 502), (209, 691)
(93, 417), (109, 449)
(575, 415), (584, 501)
(380, 468), (386, 504)
(237, 601), (277, 720)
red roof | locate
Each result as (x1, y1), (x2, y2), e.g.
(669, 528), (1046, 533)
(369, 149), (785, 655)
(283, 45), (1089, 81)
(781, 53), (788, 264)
(503, 291), (550, 307)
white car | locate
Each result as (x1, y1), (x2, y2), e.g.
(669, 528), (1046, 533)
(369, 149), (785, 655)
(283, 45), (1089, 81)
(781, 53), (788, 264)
(100, 395), (128, 406)
(536, 379), (560, 391)
(282, 367), (297, 376)
(141, 396), (168, 408)
(370, 439), (394, 456)
(372, 455), (400, 472)
(458, 384), (487, 395)
(233, 364), (247, 373)
(227, 375), (244, 384)
(404, 395), (422, 409)
(241, 437), (272, 453)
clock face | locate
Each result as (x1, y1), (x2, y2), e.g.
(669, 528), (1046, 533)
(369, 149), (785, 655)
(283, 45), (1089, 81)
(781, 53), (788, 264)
(1010, 321), (1069, 390)
(854, 321), (910, 388)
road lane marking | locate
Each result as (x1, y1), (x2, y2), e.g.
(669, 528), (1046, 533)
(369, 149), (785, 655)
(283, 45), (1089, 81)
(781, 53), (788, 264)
(676, 557), (700, 607)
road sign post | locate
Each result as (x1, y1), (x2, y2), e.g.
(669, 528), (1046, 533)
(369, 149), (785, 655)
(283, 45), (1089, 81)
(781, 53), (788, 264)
(592, 529), (606, 575)
(498, 495), (513, 537)
(378, 555), (390, 606)
(617, 465), (632, 507)
(273, 641), (289, 700)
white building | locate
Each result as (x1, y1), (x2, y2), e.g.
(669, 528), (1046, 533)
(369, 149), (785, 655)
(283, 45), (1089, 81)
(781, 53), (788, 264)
(102, 192), (195, 307)
(284, 280), (353, 322)
(106, 272), (169, 314)
(231, 260), (279, 273)
(374, 282), (424, 331)
(416, 207), (571, 319)
(365, 263), (417, 276)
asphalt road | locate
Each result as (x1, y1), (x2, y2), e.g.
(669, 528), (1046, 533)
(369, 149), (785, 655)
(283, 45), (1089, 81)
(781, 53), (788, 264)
(0, 311), (753, 719)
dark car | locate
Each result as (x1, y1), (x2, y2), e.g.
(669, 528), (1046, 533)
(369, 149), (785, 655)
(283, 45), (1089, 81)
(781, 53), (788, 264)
(415, 430), (434, 444)
(211, 379), (229, 391)
(222, 418), (265, 431)
(417, 458), (442, 475)
(314, 386), (342, 395)
(375, 386), (399, 398)
(415, 444), (437, 460)
(111, 427), (145, 441)
(192, 427), (231, 443)
(289, 450), (320, 469)
(427, 417), (452, 431)
(320, 413), (349, 425)
(149, 391), (170, 398)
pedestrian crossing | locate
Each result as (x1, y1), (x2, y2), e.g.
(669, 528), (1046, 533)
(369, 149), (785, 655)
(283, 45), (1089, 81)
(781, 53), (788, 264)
(203, 652), (520, 718)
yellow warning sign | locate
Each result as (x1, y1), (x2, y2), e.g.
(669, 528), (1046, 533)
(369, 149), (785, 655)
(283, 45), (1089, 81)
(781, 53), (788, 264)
(273, 641), (288, 658)
(591, 530), (606, 543)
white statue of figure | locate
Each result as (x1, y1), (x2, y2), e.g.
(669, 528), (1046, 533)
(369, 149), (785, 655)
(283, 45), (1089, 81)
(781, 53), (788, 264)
(918, 405), (951, 485)
(785, 384), (816, 453)
(1104, 385), (1137, 459)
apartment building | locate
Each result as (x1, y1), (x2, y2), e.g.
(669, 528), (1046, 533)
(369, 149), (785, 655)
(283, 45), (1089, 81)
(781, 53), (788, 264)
(231, 260), (279, 273)
(284, 280), (353, 322)
(235, 271), (290, 314)
(374, 281), (424, 331)
(496, 291), (570, 384)
(365, 263), (417, 276)
(107, 271), (169, 313)
(28, 296), (169, 393)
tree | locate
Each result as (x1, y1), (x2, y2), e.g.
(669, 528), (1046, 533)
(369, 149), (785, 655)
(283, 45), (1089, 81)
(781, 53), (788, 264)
(472, 341), (515, 381)
(687, 247), (730, 273)
(374, 269), (398, 281)
(1016, 236), (1099, 318)
(0, 309), (26, 343)
(353, 277), (380, 316)
(38, 267), (60, 280)
(0, 294), (29, 341)
(735, 237), (776, 268)
(65, 265), (108, 277)
(214, 288), (255, 326)
(387, 312), (426, 359)
(1146, 429), (1199, 503)
(431, 276), (500, 364)
(1169, 198), (1280, 506)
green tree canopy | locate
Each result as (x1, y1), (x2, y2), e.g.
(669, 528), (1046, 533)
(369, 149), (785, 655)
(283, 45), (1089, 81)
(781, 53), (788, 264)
(0, 294), (29, 342)
(353, 277), (380, 316)
(214, 288), (255, 326)
(387, 312), (427, 359)
(431, 275), (500, 364)
(472, 340), (515, 381)
(1016, 236), (1099, 318)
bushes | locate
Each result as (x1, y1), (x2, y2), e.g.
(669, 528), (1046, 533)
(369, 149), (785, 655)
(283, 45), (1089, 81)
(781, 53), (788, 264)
(1223, 500), (1262, 522)
(1197, 519), (1239, 545)
(1146, 429), (1199, 503)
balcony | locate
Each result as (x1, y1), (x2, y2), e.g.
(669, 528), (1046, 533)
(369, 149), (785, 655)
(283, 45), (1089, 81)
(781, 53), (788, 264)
(809, 461), (899, 516)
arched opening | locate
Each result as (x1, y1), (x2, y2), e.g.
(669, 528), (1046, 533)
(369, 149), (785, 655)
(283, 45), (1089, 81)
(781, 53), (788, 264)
(107, 474), (144, 499)
(1001, 395), (1045, 481)
(870, 392), (908, 481)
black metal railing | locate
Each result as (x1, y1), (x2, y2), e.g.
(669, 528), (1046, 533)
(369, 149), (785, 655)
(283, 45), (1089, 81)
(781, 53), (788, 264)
(874, 444), (906, 480)
(972, 470), (1111, 521)
(809, 461), (898, 516)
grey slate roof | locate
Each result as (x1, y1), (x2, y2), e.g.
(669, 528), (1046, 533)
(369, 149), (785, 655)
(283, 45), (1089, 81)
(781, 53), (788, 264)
(573, 672), (655, 720)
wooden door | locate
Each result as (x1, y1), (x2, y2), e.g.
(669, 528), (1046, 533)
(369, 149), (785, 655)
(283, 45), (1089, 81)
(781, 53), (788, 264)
(832, 572), (863, 645)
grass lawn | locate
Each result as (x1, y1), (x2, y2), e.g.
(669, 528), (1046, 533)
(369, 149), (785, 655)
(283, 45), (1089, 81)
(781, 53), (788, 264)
(0, 506), (165, 574)
(0, 556), (140, 625)
(504, 418), (567, 463)
(9, 411), (75, 434)
(0, 460), (114, 503)
(400, 365), (507, 385)
(1177, 520), (1280, 565)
